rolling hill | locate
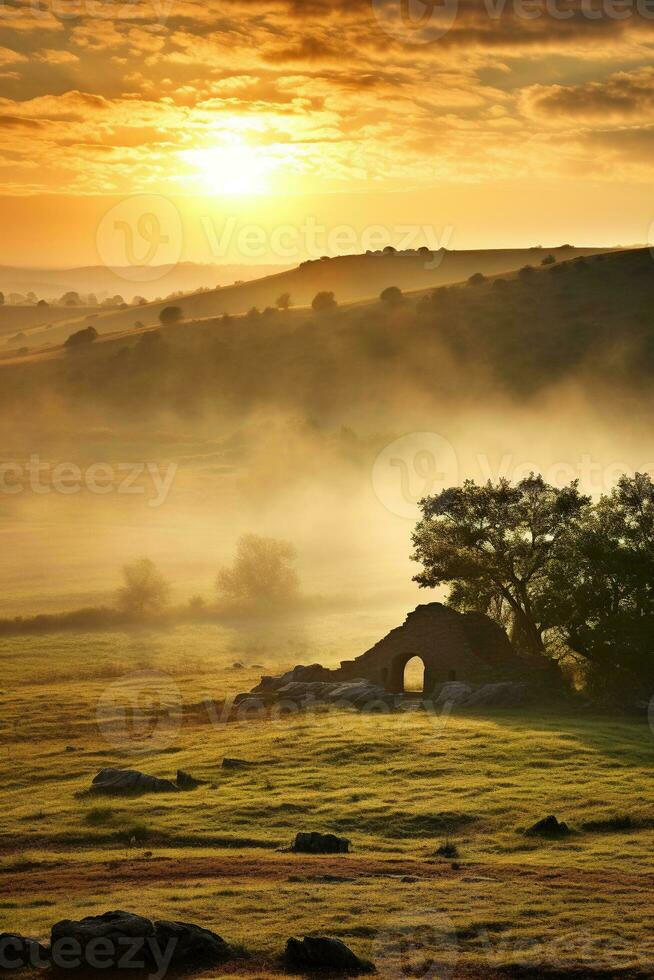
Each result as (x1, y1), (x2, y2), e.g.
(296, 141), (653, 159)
(29, 244), (613, 349)
(0, 246), (650, 423)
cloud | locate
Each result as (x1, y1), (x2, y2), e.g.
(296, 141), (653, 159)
(523, 68), (654, 124)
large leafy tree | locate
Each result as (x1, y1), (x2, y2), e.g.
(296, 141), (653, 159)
(412, 475), (590, 656)
(546, 473), (654, 696)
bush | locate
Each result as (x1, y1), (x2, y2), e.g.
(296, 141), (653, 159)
(468, 272), (486, 286)
(312, 291), (337, 313)
(380, 286), (403, 307)
(64, 326), (98, 349)
(159, 306), (183, 326)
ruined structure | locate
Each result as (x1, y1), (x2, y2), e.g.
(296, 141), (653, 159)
(335, 603), (522, 695)
(247, 603), (526, 709)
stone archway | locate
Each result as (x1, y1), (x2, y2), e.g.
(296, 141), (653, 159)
(403, 656), (425, 694)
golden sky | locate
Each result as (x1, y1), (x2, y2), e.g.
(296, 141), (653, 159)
(1, 0), (654, 265)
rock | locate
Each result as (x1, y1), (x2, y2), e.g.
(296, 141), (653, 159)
(51, 910), (154, 946)
(232, 662), (245, 670)
(222, 758), (253, 770)
(292, 832), (350, 854)
(153, 920), (232, 967)
(176, 770), (207, 791)
(433, 682), (474, 707)
(90, 769), (179, 795)
(525, 815), (571, 838)
(0, 934), (48, 971)
(285, 937), (374, 975)
(50, 911), (232, 972)
(465, 682), (529, 707)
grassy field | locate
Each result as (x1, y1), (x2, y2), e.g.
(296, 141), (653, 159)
(3, 625), (654, 978)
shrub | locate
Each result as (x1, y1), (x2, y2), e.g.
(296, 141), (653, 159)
(159, 306), (183, 326)
(312, 291), (337, 313)
(64, 326), (98, 349)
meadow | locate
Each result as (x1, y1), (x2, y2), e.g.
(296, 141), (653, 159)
(3, 625), (654, 979)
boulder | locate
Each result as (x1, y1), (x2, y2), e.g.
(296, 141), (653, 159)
(153, 921), (231, 967)
(285, 937), (375, 975)
(50, 911), (232, 971)
(525, 815), (571, 838)
(292, 832), (350, 854)
(0, 934), (48, 971)
(433, 682), (473, 707)
(222, 758), (253, 770)
(465, 682), (529, 707)
(176, 770), (208, 791)
(90, 769), (179, 795)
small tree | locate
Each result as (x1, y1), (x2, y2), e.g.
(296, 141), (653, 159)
(118, 559), (170, 618)
(380, 286), (403, 307)
(468, 272), (486, 286)
(312, 291), (337, 314)
(216, 535), (300, 608)
(276, 292), (292, 311)
(159, 306), (183, 326)
(64, 325), (98, 349)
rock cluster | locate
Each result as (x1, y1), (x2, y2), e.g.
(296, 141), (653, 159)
(90, 769), (207, 796)
(3, 913), (373, 976)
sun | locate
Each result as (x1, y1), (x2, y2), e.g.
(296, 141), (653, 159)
(180, 138), (274, 196)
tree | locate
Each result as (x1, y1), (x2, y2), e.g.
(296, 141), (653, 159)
(312, 291), (337, 314)
(380, 286), (403, 307)
(64, 325), (98, 349)
(159, 306), (183, 326)
(468, 272), (486, 286)
(118, 558), (170, 618)
(276, 292), (292, 311)
(546, 474), (654, 697)
(61, 291), (81, 307)
(216, 534), (300, 608)
(412, 476), (590, 656)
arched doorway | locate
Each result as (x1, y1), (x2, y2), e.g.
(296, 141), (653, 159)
(403, 656), (425, 694)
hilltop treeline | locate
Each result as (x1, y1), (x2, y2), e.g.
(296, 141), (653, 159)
(0, 248), (652, 423)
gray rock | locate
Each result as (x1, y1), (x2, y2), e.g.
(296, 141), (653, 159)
(292, 832), (350, 854)
(285, 937), (375, 975)
(433, 682), (473, 707)
(0, 934), (48, 971)
(176, 770), (208, 791)
(465, 682), (529, 707)
(90, 769), (179, 795)
(50, 911), (232, 971)
(525, 815), (571, 838)
(153, 920), (231, 967)
(222, 758), (254, 770)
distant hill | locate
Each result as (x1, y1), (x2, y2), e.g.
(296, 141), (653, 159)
(43, 245), (613, 343)
(1, 247), (650, 421)
(0, 262), (291, 305)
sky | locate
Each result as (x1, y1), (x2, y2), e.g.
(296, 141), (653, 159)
(1, 0), (654, 266)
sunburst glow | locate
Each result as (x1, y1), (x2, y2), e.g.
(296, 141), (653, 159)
(180, 138), (276, 196)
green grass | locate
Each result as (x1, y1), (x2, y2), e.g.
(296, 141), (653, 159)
(3, 626), (654, 977)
